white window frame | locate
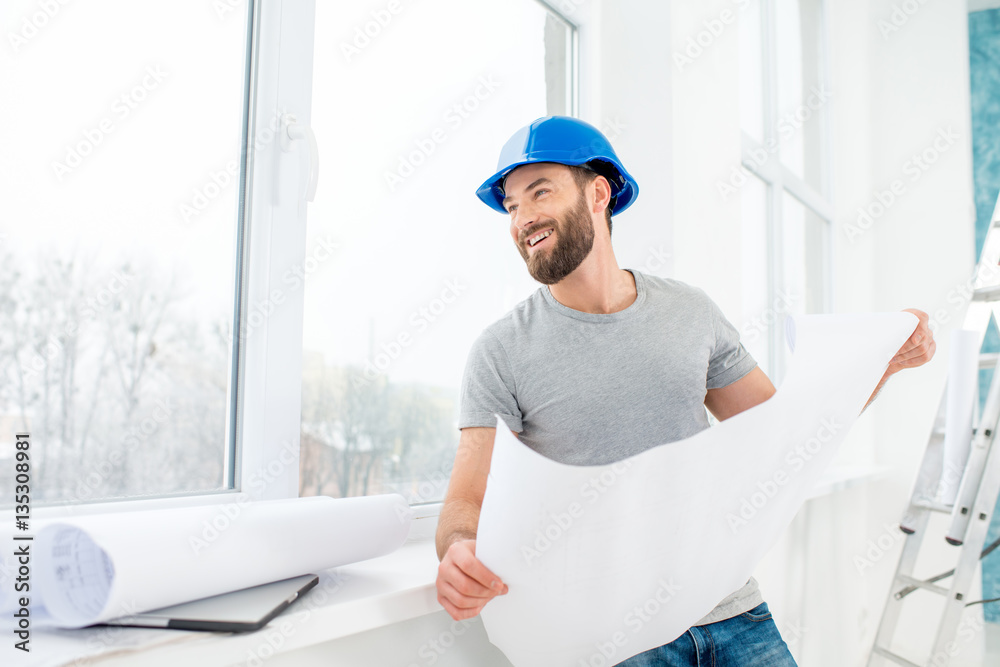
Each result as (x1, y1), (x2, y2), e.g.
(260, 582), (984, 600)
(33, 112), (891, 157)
(741, 0), (835, 382)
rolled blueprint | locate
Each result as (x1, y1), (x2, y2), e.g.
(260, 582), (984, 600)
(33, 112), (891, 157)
(476, 312), (918, 667)
(938, 329), (980, 505)
(30, 494), (411, 628)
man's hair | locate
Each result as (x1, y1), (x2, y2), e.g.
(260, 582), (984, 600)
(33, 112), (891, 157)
(567, 164), (613, 237)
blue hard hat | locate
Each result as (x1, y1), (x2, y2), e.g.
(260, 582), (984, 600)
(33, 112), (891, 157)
(475, 116), (639, 216)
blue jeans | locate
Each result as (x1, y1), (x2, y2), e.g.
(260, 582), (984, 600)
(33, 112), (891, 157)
(614, 602), (798, 666)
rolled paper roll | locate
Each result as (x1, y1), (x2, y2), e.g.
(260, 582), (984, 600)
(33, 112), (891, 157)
(938, 329), (980, 505)
(33, 494), (411, 628)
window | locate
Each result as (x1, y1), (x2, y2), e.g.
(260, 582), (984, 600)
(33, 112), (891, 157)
(0, 0), (252, 506)
(739, 0), (833, 383)
(0, 0), (582, 513)
(297, 0), (578, 504)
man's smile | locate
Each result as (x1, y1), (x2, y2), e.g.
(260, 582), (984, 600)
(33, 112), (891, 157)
(526, 227), (554, 248)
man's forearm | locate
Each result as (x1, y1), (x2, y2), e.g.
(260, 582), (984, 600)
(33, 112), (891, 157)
(435, 498), (481, 561)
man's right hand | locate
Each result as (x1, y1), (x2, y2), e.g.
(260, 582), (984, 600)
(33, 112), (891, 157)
(436, 539), (508, 620)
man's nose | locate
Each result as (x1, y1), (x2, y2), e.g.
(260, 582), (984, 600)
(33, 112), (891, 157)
(512, 201), (539, 233)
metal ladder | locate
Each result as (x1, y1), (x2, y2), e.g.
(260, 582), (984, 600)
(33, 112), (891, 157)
(868, 197), (1000, 667)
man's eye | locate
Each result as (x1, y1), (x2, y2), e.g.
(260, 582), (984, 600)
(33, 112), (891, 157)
(535, 189), (549, 197)
(507, 205), (518, 214)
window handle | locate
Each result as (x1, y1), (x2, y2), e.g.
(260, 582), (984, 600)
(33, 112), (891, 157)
(280, 112), (319, 202)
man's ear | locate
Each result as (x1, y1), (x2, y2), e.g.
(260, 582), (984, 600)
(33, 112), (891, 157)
(592, 175), (613, 214)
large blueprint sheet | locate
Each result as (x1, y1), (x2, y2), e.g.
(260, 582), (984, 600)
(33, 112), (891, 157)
(476, 313), (918, 667)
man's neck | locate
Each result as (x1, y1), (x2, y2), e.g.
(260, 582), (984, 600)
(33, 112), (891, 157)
(547, 253), (637, 314)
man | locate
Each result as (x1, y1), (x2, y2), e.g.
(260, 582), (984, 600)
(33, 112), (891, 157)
(435, 116), (934, 665)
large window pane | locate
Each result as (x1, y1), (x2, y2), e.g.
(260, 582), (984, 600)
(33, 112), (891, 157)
(782, 191), (828, 318)
(740, 0), (765, 144)
(300, 0), (573, 503)
(740, 175), (773, 377)
(0, 1), (249, 505)
(545, 12), (575, 116)
(775, 0), (826, 191)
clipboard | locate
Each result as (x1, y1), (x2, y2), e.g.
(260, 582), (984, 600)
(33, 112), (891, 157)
(95, 574), (319, 633)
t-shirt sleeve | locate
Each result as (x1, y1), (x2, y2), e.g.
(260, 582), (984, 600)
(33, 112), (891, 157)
(457, 329), (523, 433)
(705, 295), (758, 390)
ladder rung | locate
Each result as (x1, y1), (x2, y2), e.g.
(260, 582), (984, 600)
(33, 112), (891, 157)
(871, 646), (922, 667)
(895, 574), (949, 597)
(912, 499), (953, 514)
(981, 352), (999, 369)
(972, 284), (1000, 301)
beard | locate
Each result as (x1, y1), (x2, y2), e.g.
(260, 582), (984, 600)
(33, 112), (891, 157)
(518, 192), (596, 285)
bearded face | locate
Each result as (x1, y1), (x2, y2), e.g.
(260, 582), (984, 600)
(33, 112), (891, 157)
(516, 189), (596, 285)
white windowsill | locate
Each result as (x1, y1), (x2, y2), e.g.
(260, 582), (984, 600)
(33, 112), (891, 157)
(24, 537), (443, 667)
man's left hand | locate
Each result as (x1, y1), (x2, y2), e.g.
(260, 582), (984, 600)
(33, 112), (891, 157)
(863, 308), (935, 412)
(889, 308), (936, 374)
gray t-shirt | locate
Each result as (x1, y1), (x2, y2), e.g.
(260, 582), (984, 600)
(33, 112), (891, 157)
(458, 268), (764, 626)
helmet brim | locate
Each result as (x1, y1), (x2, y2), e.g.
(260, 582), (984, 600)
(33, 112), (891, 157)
(475, 157), (639, 216)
